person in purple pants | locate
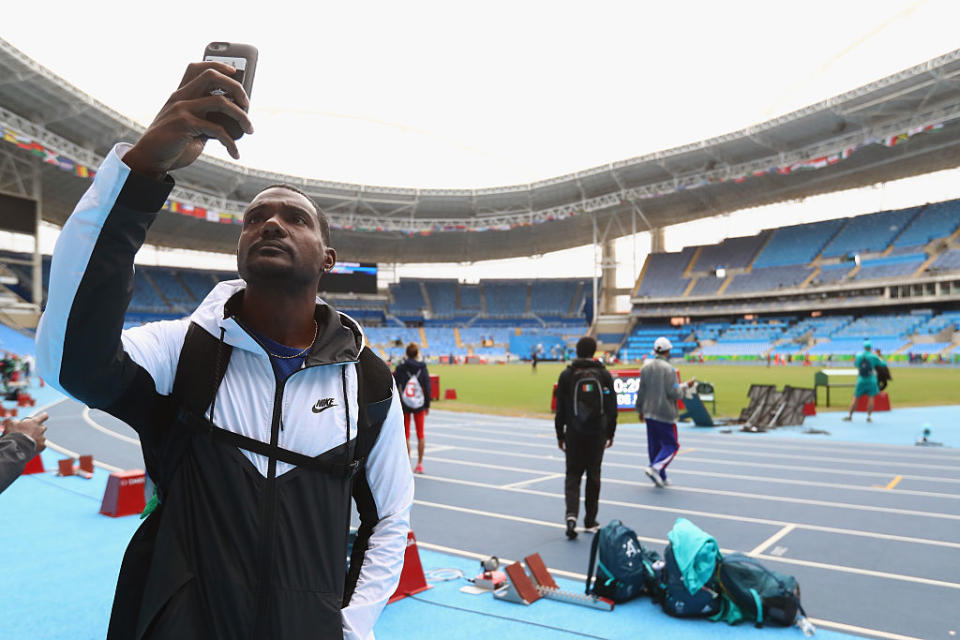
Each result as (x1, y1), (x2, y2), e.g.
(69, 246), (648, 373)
(634, 337), (695, 487)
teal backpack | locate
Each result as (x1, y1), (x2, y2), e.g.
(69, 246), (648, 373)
(713, 553), (805, 627)
(585, 520), (660, 603)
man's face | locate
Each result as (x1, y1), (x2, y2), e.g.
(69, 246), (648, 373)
(237, 187), (336, 288)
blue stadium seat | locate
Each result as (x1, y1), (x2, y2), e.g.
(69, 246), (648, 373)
(752, 219), (846, 268)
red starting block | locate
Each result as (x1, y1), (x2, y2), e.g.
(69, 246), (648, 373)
(444, 388), (458, 400)
(21, 454), (44, 475)
(856, 392), (890, 412)
(803, 402), (816, 416)
(99, 469), (146, 517)
(57, 455), (95, 479)
(388, 530), (431, 603)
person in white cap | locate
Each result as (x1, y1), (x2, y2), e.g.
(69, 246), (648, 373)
(634, 337), (695, 487)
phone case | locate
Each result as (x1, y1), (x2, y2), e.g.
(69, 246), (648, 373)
(203, 42), (258, 140)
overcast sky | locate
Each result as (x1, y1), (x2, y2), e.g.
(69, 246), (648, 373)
(5, 0), (960, 299)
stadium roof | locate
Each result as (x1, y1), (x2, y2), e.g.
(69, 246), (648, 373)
(4, 38), (960, 263)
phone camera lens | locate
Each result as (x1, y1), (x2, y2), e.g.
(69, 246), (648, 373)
(212, 43), (226, 51)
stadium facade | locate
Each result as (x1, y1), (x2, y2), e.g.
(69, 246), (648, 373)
(0, 38), (958, 362)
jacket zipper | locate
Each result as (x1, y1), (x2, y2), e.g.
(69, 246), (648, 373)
(252, 374), (286, 640)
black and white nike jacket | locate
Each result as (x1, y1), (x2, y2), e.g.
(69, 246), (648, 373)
(35, 143), (414, 640)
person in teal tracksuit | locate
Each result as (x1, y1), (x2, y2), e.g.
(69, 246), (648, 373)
(843, 340), (885, 423)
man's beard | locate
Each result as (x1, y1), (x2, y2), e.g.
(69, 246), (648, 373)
(239, 259), (317, 292)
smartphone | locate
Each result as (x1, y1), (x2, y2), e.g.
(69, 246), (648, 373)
(202, 42), (258, 140)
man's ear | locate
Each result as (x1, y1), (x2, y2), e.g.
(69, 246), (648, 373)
(324, 248), (337, 272)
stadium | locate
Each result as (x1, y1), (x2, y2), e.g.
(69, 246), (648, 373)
(1, 7), (959, 640)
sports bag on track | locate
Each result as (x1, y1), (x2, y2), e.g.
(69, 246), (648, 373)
(660, 543), (721, 618)
(585, 520), (660, 603)
(715, 553), (805, 627)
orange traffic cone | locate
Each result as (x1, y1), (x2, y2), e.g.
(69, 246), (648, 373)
(388, 531), (432, 604)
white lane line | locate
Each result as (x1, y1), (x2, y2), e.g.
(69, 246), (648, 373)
(427, 428), (960, 473)
(414, 499), (667, 547)
(500, 473), (564, 489)
(44, 439), (123, 473)
(81, 407), (141, 446)
(429, 416), (960, 461)
(749, 524), (796, 557)
(427, 453), (960, 501)
(414, 498), (960, 591)
(807, 617), (924, 640)
(754, 552), (960, 591)
(416, 473), (960, 550)
(429, 437), (960, 485)
(415, 536), (929, 640)
(424, 445), (456, 454)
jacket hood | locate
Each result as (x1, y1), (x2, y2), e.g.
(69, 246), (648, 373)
(570, 357), (605, 370)
(190, 279), (365, 365)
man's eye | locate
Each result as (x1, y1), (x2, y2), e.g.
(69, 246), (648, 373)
(295, 216), (307, 225)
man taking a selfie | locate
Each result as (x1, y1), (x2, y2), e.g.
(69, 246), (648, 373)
(37, 60), (413, 640)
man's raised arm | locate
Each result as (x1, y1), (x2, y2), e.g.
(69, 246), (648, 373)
(35, 62), (253, 407)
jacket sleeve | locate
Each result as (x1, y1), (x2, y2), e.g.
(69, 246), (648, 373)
(664, 365), (682, 401)
(554, 369), (568, 441)
(420, 366), (431, 410)
(0, 433), (36, 494)
(342, 382), (414, 640)
(602, 369), (618, 440)
(634, 367), (646, 415)
(35, 143), (180, 432)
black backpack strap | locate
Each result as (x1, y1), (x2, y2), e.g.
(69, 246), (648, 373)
(172, 321), (362, 478)
(585, 528), (601, 595)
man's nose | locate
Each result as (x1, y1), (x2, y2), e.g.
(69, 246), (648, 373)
(261, 215), (287, 236)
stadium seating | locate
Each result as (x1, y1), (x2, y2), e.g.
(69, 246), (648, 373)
(620, 324), (694, 361)
(690, 232), (770, 272)
(893, 200), (960, 247)
(389, 280), (426, 314)
(852, 253), (926, 281)
(820, 208), (920, 258)
(530, 280), (580, 316)
(811, 263), (854, 286)
(687, 276), (724, 297)
(752, 219), (846, 268)
(483, 281), (529, 316)
(635, 247), (695, 298)
(422, 280), (457, 317)
(723, 265), (814, 295)
(927, 248), (960, 273)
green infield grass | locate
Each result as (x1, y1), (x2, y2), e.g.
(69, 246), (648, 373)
(424, 362), (960, 421)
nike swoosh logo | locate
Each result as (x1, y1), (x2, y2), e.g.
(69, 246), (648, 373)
(312, 400), (336, 414)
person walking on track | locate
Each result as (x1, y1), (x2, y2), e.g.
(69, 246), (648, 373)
(554, 336), (617, 540)
(393, 342), (431, 473)
(843, 339), (885, 423)
(635, 337), (695, 488)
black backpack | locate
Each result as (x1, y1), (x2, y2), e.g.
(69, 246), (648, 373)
(660, 543), (722, 618)
(715, 553), (805, 627)
(569, 366), (606, 431)
(585, 520), (660, 603)
(857, 353), (874, 378)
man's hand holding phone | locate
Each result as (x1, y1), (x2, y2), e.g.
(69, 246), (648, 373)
(123, 61), (254, 179)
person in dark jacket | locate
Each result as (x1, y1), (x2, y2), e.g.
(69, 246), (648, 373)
(0, 412), (48, 494)
(393, 342), (431, 474)
(36, 60), (412, 640)
(554, 336), (617, 540)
